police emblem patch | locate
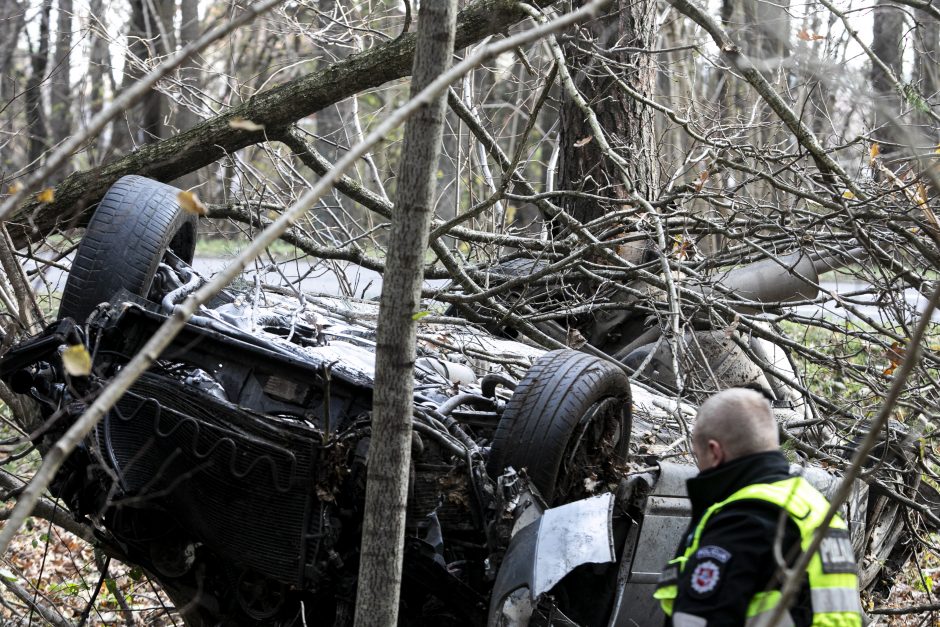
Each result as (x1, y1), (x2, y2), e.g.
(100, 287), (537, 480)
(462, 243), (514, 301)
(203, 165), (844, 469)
(695, 545), (731, 563)
(690, 560), (721, 595)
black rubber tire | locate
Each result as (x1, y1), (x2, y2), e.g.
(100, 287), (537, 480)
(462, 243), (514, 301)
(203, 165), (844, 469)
(59, 176), (198, 322)
(487, 349), (631, 503)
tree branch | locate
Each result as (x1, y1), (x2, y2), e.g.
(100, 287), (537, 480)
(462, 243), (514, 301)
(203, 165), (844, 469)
(769, 282), (940, 624)
(0, 0), (614, 562)
(7, 0), (557, 246)
(665, 0), (855, 192)
(0, 572), (74, 627)
(0, 0), (283, 224)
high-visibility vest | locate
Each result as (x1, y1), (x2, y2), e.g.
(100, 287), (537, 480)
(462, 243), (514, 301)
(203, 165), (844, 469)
(653, 476), (863, 626)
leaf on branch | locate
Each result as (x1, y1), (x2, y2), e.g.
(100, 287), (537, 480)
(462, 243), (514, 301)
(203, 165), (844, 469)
(672, 235), (692, 259)
(842, 190), (856, 200)
(177, 191), (208, 216)
(724, 314), (740, 338)
(914, 182), (929, 209)
(797, 29), (825, 41)
(228, 117), (266, 132)
(62, 344), (92, 377)
(869, 143), (880, 165)
(883, 341), (905, 376)
(573, 135), (593, 148)
(7, 182), (22, 195)
(566, 327), (587, 349)
(37, 188), (54, 203)
(694, 170), (709, 192)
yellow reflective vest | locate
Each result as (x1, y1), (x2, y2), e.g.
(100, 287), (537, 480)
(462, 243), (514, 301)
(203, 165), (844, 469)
(654, 476), (863, 626)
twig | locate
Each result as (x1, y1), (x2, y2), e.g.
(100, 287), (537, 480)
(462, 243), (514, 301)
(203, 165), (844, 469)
(94, 550), (134, 627)
(0, 571), (73, 627)
(769, 281), (940, 626)
(77, 553), (109, 627)
(665, 0), (857, 194)
(869, 603), (940, 616)
(0, 0), (284, 222)
(0, 0), (616, 560)
(0, 470), (94, 542)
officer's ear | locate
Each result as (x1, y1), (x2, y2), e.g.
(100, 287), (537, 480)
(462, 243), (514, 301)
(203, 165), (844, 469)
(703, 439), (726, 469)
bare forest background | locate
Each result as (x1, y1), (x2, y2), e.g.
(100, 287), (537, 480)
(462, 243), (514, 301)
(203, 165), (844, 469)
(0, 0), (938, 624)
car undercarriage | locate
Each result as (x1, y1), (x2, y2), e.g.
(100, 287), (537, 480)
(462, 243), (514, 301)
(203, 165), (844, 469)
(0, 176), (931, 626)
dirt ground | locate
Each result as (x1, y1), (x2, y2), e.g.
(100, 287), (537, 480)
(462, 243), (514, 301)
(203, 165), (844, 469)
(0, 518), (936, 626)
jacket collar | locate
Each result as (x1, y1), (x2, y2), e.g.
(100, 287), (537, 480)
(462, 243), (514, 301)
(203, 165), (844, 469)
(686, 450), (792, 520)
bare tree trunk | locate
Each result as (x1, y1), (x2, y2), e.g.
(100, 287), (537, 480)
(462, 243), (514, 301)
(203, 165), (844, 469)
(114, 0), (164, 151)
(0, 2), (26, 103)
(557, 0), (657, 259)
(353, 1), (457, 625)
(26, 0), (53, 166)
(85, 0), (111, 164)
(913, 10), (938, 141)
(173, 0), (202, 191)
(314, 0), (357, 228)
(50, 0), (73, 150)
(870, 0), (905, 161)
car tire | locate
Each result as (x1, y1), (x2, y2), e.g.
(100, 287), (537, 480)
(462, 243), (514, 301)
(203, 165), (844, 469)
(488, 349), (632, 504)
(59, 175), (198, 322)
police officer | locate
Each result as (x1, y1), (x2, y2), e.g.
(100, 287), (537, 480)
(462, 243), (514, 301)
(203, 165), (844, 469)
(654, 388), (863, 627)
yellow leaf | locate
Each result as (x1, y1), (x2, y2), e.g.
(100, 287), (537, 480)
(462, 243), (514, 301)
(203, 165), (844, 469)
(915, 182), (928, 208)
(37, 188), (54, 203)
(842, 190), (855, 199)
(869, 143), (880, 164)
(62, 344), (92, 377)
(935, 144), (940, 155)
(177, 190), (207, 216)
(228, 117), (266, 132)
(7, 182), (22, 194)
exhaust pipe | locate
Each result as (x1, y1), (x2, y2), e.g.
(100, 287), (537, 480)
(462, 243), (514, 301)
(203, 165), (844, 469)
(700, 247), (867, 314)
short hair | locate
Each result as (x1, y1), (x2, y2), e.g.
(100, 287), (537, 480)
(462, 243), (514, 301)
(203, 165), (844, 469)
(693, 388), (779, 461)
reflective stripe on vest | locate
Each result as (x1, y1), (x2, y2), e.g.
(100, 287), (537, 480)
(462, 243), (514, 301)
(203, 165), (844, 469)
(654, 476), (862, 626)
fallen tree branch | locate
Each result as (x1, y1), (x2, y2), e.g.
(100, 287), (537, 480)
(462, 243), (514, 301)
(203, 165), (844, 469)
(0, 470), (94, 543)
(868, 603), (940, 615)
(0, 0), (283, 224)
(0, 0), (611, 561)
(0, 571), (74, 627)
(769, 281), (940, 625)
(7, 0), (556, 246)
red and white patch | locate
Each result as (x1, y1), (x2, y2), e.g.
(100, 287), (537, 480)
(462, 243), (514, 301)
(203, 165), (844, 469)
(689, 560), (721, 595)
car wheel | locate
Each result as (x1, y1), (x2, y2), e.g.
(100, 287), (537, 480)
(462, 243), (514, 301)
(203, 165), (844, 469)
(59, 175), (198, 322)
(488, 349), (631, 504)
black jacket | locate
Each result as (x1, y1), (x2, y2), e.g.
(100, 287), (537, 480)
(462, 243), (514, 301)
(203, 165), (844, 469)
(666, 451), (813, 627)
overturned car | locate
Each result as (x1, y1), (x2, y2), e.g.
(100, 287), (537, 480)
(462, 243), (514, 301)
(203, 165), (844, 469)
(0, 177), (923, 626)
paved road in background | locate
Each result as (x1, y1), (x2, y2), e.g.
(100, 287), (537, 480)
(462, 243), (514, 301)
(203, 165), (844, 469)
(33, 255), (938, 323)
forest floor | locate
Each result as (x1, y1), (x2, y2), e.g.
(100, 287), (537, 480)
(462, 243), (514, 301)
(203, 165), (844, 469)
(0, 491), (936, 625)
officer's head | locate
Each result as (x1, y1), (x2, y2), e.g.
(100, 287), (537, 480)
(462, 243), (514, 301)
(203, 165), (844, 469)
(691, 387), (779, 471)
